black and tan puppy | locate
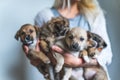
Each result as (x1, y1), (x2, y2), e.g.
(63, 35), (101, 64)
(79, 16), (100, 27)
(39, 16), (69, 53)
(80, 31), (107, 63)
(15, 24), (51, 80)
(53, 27), (108, 80)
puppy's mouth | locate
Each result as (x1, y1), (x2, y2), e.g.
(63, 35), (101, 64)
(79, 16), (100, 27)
(69, 43), (80, 51)
(22, 35), (34, 45)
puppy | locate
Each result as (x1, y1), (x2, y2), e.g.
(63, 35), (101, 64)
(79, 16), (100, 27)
(80, 31), (107, 63)
(53, 27), (88, 80)
(53, 27), (108, 80)
(15, 16), (69, 80)
(39, 17), (69, 80)
(39, 16), (69, 53)
(15, 24), (51, 79)
(80, 31), (108, 80)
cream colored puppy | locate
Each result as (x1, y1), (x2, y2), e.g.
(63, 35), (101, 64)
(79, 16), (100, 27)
(53, 27), (108, 80)
(53, 27), (88, 80)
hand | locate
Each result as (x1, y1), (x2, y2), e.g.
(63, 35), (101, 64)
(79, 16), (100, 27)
(51, 45), (99, 68)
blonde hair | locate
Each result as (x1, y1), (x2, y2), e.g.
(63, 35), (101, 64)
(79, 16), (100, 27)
(53, 0), (101, 15)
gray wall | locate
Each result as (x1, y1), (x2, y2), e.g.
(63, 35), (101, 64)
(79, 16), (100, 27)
(98, 0), (120, 80)
(0, 0), (54, 80)
(0, 0), (120, 80)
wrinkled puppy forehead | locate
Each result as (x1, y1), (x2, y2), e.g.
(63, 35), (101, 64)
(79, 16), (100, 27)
(20, 24), (35, 32)
(70, 27), (87, 38)
(50, 17), (69, 26)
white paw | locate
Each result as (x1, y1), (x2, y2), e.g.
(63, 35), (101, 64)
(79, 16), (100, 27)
(62, 77), (69, 80)
(83, 56), (90, 63)
(55, 64), (63, 73)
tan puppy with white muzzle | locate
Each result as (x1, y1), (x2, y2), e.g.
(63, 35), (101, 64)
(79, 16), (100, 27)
(15, 24), (51, 80)
(53, 27), (88, 80)
(53, 27), (107, 80)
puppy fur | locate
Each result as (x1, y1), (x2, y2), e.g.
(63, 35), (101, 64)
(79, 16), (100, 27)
(53, 27), (108, 80)
(15, 24), (51, 79)
(39, 16), (69, 53)
(53, 27), (88, 80)
(15, 17), (69, 80)
(81, 31), (108, 80)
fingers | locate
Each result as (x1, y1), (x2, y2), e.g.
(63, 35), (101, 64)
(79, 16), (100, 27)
(22, 45), (29, 55)
(51, 45), (64, 53)
(63, 53), (84, 67)
(35, 42), (40, 52)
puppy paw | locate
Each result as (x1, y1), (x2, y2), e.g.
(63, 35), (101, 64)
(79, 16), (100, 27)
(44, 60), (50, 64)
(55, 64), (63, 73)
(83, 56), (90, 63)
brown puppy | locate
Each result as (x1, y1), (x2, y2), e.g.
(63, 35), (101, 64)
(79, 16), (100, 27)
(53, 27), (108, 80)
(15, 24), (51, 79)
(15, 16), (69, 80)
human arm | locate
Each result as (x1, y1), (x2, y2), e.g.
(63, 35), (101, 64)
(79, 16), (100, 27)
(52, 45), (99, 68)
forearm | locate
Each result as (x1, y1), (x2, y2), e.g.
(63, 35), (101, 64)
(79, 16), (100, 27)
(81, 59), (99, 68)
(63, 53), (98, 68)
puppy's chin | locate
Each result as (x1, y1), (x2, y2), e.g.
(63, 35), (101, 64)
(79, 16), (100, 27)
(22, 40), (33, 45)
(69, 45), (80, 51)
(22, 39), (37, 46)
(71, 48), (80, 52)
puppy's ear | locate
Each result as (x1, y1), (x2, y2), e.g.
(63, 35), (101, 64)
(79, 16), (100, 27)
(102, 41), (107, 48)
(63, 17), (69, 27)
(15, 30), (20, 40)
(87, 31), (93, 39)
(34, 25), (40, 35)
(66, 29), (70, 35)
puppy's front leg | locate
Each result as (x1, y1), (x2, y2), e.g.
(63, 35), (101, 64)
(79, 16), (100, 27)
(62, 67), (72, 80)
(80, 50), (90, 63)
(53, 52), (64, 73)
(29, 49), (50, 64)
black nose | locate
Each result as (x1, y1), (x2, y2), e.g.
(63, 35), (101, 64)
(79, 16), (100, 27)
(72, 43), (79, 50)
(25, 35), (30, 40)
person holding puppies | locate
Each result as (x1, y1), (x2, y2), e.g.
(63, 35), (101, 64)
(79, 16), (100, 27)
(23, 0), (112, 80)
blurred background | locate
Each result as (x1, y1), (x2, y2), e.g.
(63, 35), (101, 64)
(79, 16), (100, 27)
(0, 0), (120, 80)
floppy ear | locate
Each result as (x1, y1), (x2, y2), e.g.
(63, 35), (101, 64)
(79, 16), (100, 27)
(102, 41), (107, 48)
(87, 31), (93, 39)
(34, 25), (40, 36)
(66, 28), (70, 35)
(15, 30), (20, 40)
(63, 17), (69, 27)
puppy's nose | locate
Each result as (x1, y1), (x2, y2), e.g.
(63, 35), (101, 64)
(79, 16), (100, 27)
(72, 43), (79, 49)
(25, 35), (30, 40)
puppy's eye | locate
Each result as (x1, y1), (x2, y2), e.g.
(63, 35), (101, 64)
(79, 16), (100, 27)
(29, 29), (33, 33)
(21, 32), (25, 35)
(80, 37), (84, 41)
(69, 35), (73, 39)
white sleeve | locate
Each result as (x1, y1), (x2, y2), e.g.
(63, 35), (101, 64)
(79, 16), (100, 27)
(34, 8), (54, 27)
(91, 12), (113, 66)
(34, 12), (45, 27)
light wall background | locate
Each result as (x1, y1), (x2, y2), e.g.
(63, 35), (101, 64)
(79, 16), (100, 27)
(0, 0), (120, 80)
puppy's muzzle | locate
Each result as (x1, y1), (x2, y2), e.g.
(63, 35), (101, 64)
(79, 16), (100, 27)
(25, 35), (31, 41)
(23, 35), (33, 45)
(71, 42), (80, 51)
